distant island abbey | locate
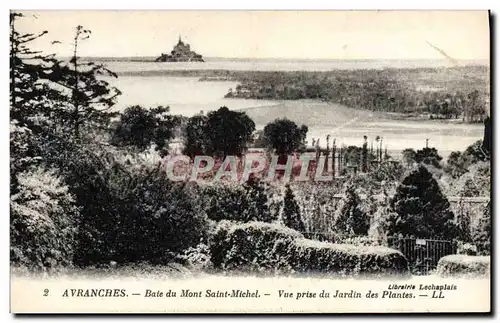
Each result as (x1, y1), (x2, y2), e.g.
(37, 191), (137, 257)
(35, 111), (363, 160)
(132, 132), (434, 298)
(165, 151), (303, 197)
(155, 36), (204, 62)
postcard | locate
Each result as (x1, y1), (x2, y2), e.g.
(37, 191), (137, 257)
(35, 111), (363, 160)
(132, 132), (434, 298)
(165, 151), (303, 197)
(9, 10), (491, 314)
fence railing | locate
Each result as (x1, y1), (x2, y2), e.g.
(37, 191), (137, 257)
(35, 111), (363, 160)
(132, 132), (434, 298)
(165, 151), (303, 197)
(387, 237), (458, 275)
(297, 232), (459, 276)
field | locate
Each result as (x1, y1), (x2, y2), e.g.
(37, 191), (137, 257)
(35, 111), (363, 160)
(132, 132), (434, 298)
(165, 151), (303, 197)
(238, 100), (483, 155)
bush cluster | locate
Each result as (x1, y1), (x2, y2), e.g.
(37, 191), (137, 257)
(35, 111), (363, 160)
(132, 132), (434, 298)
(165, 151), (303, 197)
(210, 221), (409, 277)
(210, 221), (302, 273)
(10, 168), (81, 271)
(435, 255), (490, 277)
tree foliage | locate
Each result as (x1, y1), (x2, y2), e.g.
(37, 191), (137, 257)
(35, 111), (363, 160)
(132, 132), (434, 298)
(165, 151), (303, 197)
(111, 105), (178, 155)
(183, 114), (208, 158)
(472, 202), (491, 256)
(282, 184), (306, 232)
(414, 147), (443, 168)
(333, 185), (370, 236)
(446, 140), (489, 179)
(10, 15), (120, 138)
(388, 165), (458, 240)
(183, 107), (255, 158)
(222, 69), (488, 123)
(262, 118), (308, 155)
(10, 167), (81, 270)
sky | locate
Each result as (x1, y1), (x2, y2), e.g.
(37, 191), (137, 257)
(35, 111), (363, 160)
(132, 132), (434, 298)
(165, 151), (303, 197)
(14, 10), (490, 60)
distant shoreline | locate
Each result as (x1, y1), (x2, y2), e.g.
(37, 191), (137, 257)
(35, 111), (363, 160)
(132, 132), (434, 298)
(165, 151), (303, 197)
(75, 56), (490, 65)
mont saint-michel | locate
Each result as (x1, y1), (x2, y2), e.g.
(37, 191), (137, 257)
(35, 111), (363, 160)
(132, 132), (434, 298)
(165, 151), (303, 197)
(155, 36), (204, 62)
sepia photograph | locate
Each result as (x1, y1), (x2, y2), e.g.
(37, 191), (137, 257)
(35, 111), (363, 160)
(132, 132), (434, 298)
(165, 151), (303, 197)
(9, 9), (491, 314)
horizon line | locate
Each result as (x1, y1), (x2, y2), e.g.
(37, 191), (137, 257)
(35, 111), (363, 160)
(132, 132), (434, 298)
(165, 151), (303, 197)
(74, 56), (490, 62)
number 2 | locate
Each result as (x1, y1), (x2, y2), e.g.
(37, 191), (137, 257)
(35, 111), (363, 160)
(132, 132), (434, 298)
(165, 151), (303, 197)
(43, 289), (49, 297)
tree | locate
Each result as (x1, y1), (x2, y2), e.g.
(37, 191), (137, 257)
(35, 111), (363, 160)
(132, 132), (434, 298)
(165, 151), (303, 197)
(446, 151), (468, 178)
(388, 165), (458, 240)
(243, 178), (274, 223)
(111, 105), (178, 155)
(445, 140), (489, 179)
(46, 25), (121, 139)
(465, 90), (485, 122)
(459, 179), (480, 198)
(333, 185), (370, 236)
(183, 113), (208, 158)
(415, 147), (443, 168)
(472, 202), (491, 256)
(204, 107), (255, 158)
(282, 184), (305, 232)
(10, 16), (120, 138)
(263, 118), (308, 156)
(10, 12), (63, 127)
(401, 148), (417, 167)
(483, 116), (491, 156)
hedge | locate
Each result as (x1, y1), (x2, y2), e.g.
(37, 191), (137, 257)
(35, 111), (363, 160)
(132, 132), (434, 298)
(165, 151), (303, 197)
(210, 220), (303, 273)
(210, 221), (409, 277)
(288, 239), (409, 277)
(435, 255), (490, 278)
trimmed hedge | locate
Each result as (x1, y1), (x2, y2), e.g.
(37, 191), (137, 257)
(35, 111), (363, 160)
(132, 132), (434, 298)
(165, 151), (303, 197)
(210, 220), (303, 273)
(288, 239), (409, 277)
(210, 221), (409, 277)
(435, 255), (490, 278)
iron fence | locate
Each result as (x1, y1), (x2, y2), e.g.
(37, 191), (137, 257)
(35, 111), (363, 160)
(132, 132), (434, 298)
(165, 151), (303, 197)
(387, 237), (458, 275)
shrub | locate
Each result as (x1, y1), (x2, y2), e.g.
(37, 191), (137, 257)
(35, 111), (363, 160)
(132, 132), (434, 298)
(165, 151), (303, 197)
(457, 242), (477, 256)
(333, 185), (370, 236)
(293, 182), (342, 235)
(177, 243), (213, 272)
(210, 221), (409, 277)
(10, 167), (81, 271)
(339, 236), (381, 246)
(471, 202), (491, 256)
(435, 255), (490, 277)
(210, 221), (302, 273)
(281, 184), (305, 232)
(288, 239), (409, 277)
(105, 162), (209, 265)
(39, 142), (209, 266)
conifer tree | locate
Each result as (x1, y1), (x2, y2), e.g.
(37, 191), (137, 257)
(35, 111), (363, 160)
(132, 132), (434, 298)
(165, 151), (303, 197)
(282, 184), (306, 232)
(334, 185), (369, 236)
(243, 178), (274, 223)
(46, 25), (121, 139)
(388, 165), (458, 239)
(10, 12), (60, 125)
(10, 15), (121, 139)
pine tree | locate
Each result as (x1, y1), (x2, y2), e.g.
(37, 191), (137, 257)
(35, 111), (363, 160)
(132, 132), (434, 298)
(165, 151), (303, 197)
(388, 165), (459, 240)
(282, 184), (305, 232)
(46, 25), (121, 139)
(334, 185), (369, 236)
(10, 15), (120, 139)
(243, 178), (274, 222)
(10, 12), (62, 126)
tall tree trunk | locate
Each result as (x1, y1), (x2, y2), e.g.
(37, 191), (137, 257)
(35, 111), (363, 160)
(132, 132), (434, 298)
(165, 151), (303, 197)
(72, 29), (80, 139)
